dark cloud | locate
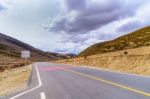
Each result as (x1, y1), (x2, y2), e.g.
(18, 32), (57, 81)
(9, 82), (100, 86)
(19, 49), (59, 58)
(44, 0), (148, 54)
(45, 0), (143, 34)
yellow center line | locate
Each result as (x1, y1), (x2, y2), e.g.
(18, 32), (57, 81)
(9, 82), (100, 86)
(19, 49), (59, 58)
(65, 69), (150, 97)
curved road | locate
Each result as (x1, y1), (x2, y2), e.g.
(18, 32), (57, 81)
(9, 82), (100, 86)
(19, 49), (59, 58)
(3, 62), (150, 99)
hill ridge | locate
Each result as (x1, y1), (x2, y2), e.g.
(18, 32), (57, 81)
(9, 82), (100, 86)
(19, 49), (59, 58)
(79, 26), (150, 56)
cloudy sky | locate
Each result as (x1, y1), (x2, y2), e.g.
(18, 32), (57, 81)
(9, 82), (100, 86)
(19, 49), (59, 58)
(0, 0), (150, 54)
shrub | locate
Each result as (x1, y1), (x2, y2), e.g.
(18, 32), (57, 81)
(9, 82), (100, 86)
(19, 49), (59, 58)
(124, 51), (128, 55)
(0, 66), (5, 72)
(84, 55), (88, 59)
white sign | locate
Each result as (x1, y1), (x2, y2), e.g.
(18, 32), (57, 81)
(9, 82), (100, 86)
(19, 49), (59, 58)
(21, 50), (30, 59)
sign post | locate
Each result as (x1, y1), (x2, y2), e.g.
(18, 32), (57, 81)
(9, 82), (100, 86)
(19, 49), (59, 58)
(21, 50), (30, 66)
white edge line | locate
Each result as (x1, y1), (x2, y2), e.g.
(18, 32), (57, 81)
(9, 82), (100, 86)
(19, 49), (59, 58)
(10, 63), (42, 99)
(36, 63), (42, 86)
(40, 92), (46, 99)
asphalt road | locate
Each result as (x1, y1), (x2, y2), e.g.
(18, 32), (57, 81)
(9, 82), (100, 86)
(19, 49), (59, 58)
(3, 62), (150, 99)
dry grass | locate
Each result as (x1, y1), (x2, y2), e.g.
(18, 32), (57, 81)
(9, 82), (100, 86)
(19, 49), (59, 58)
(54, 46), (150, 76)
(0, 60), (31, 72)
(0, 54), (20, 64)
(0, 65), (32, 96)
(80, 26), (150, 56)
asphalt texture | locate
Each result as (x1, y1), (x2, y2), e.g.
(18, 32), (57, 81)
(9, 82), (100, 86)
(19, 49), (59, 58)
(2, 62), (150, 99)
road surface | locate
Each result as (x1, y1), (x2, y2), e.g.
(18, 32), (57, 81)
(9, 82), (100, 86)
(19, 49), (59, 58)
(2, 62), (150, 99)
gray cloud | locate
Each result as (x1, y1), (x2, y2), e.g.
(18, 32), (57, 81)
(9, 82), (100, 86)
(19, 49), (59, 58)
(45, 0), (143, 34)
(63, 33), (114, 44)
(0, 4), (5, 12)
(44, 0), (145, 54)
(65, 0), (86, 11)
(62, 34), (88, 44)
(58, 32), (115, 54)
(117, 20), (145, 33)
(54, 48), (68, 53)
(42, 0), (149, 54)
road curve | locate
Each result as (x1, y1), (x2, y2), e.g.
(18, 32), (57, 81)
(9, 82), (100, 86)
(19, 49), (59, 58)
(3, 62), (150, 99)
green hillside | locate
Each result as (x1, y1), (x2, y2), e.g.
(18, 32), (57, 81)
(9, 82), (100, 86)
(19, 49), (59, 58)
(79, 26), (150, 56)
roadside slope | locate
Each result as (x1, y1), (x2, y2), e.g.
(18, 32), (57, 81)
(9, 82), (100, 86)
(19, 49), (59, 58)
(55, 45), (150, 76)
(0, 65), (32, 96)
(80, 26), (150, 56)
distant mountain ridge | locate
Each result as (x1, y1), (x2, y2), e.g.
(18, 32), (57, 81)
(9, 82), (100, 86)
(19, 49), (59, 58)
(0, 33), (40, 51)
(79, 26), (150, 56)
(0, 33), (75, 62)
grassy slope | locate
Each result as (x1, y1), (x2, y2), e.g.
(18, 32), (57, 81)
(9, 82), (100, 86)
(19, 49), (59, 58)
(0, 33), (76, 64)
(55, 46), (150, 76)
(0, 33), (62, 63)
(54, 26), (150, 76)
(80, 26), (150, 56)
(0, 43), (56, 62)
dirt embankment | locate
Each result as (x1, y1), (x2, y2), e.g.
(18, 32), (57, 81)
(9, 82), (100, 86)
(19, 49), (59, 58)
(55, 46), (150, 76)
(0, 65), (32, 96)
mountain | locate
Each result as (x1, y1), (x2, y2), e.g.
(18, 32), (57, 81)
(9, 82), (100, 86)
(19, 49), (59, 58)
(79, 26), (150, 56)
(0, 33), (65, 62)
(47, 52), (76, 59)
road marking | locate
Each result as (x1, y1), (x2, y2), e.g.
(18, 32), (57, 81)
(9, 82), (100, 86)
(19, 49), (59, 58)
(41, 92), (46, 99)
(54, 62), (150, 78)
(10, 63), (42, 99)
(81, 66), (150, 78)
(36, 64), (42, 86)
(65, 69), (150, 97)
